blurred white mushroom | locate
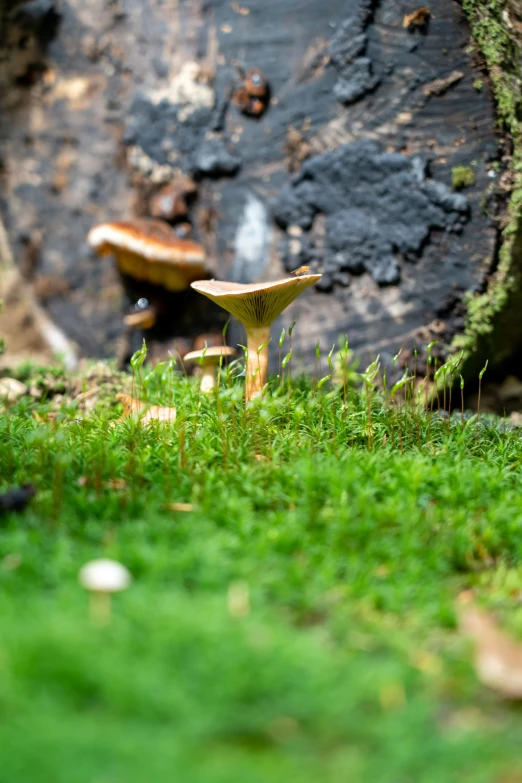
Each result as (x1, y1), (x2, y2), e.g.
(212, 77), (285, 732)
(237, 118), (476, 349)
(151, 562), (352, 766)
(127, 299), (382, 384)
(227, 580), (250, 619)
(79, 558), (131, 625)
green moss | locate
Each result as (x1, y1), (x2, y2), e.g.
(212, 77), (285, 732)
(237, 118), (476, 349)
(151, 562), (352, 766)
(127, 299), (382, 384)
(453, 1), (522, 374)
(0, 300), (4, 357)
(462, 0), (522, 131)
(2, 376), (522, 778)
(473, 78), (484, 91)
(451, 165), (475, 190)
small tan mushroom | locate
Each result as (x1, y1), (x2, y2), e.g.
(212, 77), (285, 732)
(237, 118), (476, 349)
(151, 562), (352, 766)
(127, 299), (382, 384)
(79, 558), (131, 625)
(87, 218), (208, 292)
(191, 275), (321, 400)
(183, 345), (236, 392)
(123, 301), (157, 330)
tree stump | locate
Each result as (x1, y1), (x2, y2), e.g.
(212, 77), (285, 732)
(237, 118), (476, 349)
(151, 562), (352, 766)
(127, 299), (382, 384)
(0, 0), (520, 379)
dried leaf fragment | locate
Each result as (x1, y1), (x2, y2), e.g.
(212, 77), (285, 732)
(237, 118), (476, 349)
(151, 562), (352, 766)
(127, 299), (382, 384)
(403, 6), (430, 29)
(115, 393), (176, 424)
(33, 410), (57, 423)
(164, 502), (195, 512)
(231, 1), (249, 14)
(459, 605), (522, 699)
(284, 125), (312, 173)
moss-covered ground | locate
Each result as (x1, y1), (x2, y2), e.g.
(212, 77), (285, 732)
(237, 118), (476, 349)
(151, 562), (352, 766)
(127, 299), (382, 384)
(1, 353), (522, 782)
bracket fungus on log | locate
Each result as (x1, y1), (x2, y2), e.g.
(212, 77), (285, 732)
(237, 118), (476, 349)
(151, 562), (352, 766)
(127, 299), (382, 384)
(183, 345), (236, 393)
(191, 276), (321, 400)
(87, 219), (208, 292)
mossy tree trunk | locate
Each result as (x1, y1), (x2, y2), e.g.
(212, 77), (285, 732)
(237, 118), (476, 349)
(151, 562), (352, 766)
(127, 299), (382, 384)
(455, 0), (522, 383)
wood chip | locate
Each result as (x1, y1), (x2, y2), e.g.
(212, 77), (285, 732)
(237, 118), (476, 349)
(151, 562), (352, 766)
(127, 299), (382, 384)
(423, 70), (464, 98)
(397, 111), (412, 125)
(231, 1), (249, 14)
(403, 6), (430, 29)
(75, 387), (100, 402)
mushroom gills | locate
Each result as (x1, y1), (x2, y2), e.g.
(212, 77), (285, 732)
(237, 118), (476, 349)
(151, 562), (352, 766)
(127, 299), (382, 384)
(116, 250), (200, 292)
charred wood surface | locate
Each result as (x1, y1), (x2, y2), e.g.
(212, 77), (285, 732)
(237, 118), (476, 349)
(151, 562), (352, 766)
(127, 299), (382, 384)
(0, 0), (508, 374)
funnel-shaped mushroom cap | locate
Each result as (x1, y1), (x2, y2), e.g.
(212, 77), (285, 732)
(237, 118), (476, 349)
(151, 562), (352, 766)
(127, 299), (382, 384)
(88, 219), (208, 291)
(79, 559), (131, 593)
(191, 275), (321, 328)
(184, 345), (236, 365)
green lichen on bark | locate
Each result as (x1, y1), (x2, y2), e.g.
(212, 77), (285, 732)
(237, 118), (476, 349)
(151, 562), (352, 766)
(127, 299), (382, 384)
(454, 0), (522, 374)
(452, 165), (475, 189)
(462, 0), (522, 128)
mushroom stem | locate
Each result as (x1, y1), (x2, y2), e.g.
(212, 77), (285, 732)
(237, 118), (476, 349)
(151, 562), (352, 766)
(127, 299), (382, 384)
(245, 326), (270, 400)
(200, 365), (216, 393)
(89, 591), (111, 626)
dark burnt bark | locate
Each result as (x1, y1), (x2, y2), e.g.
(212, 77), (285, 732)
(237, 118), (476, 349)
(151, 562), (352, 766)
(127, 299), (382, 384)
(0, 0), (514, 377)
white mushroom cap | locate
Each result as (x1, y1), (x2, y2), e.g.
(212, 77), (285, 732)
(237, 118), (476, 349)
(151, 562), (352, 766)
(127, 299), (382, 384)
(79, 559), (131, 593)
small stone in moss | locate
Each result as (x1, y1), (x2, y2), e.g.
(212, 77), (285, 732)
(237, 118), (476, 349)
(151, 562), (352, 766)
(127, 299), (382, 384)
(452, 165), (475, 190)
(473, 79), (484, 91)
